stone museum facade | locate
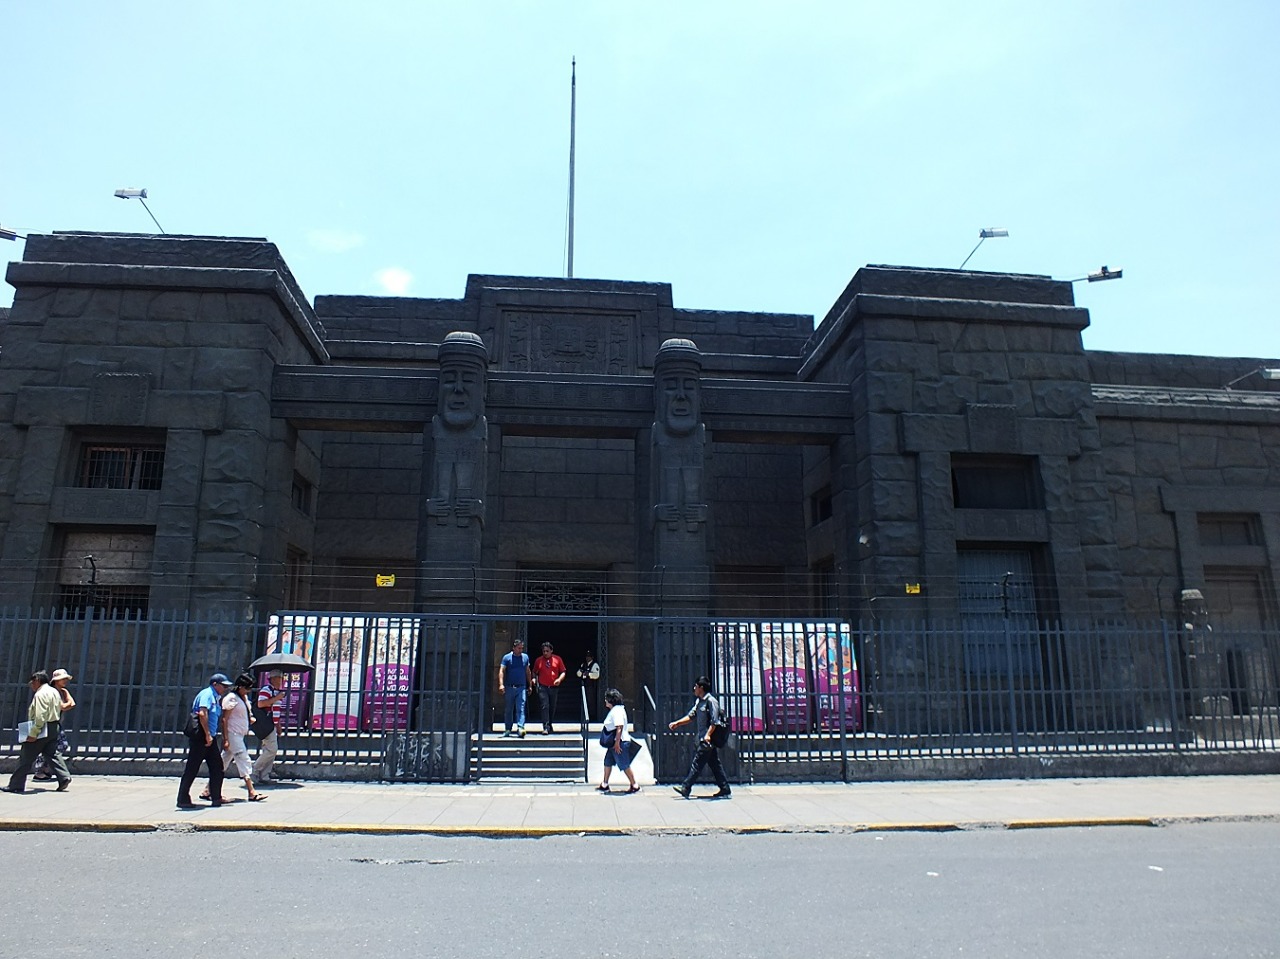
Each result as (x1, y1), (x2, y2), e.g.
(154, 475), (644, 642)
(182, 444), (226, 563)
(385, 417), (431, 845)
(1, 232), (1278, 721)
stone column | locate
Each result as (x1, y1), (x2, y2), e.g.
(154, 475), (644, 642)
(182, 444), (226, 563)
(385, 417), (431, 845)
(650, 338), (710, 613)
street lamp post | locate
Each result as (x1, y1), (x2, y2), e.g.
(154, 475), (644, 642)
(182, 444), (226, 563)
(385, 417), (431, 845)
(114, 188), (166, 234)
(959, 228), (1009, 270)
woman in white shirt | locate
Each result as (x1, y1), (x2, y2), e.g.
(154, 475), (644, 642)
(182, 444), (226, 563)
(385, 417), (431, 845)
(203, 673), (267, 803)
(598, 688), (639, 794)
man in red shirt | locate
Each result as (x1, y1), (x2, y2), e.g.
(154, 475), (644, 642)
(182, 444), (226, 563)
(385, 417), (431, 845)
(533, 642), (567, 734)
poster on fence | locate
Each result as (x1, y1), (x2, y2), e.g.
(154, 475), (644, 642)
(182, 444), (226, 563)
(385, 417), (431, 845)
(807, 622), (861, 731)
(363, 617), (420, 731)
(264, 614), (317, 728)
(760, 622), (811, 732)
(311, 616), (365, 730)
(712, 622), (764, 732)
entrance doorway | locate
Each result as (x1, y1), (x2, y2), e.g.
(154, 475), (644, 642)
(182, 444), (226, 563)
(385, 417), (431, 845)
(520, 573), (608, 726)
(527, 619), (600, 725)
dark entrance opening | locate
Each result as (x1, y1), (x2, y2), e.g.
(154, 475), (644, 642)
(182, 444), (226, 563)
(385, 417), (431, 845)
(527, 619), (598, 725)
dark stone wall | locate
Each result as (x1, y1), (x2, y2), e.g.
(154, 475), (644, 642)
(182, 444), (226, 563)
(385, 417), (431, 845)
(0, 233), (325, 615)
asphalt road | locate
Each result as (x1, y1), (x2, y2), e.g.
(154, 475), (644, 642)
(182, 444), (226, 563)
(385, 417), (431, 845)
(3, 822), (1276, 958)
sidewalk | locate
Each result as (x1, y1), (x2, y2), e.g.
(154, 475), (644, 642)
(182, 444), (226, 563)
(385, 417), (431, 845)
(2, 774), (1278, 836)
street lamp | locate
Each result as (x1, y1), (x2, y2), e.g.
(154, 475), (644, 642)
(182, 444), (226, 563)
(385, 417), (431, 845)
(114, 187), (166, 234)
(1223, 367), (1280, 390)
(959, 228), (1008, 269)
(0, 226), (26, 241)
(1068, 265), (1123, 283)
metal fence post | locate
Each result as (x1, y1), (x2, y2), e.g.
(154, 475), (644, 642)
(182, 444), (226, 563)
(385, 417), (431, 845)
(1160, 619), (1183, 751)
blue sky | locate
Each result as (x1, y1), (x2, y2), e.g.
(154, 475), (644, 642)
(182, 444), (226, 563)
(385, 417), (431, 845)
(3, 1), (1277, 359)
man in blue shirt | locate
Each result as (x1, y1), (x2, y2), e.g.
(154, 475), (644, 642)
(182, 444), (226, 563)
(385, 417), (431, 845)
(498, 639), (532, 738)
(177, 673), (232, 809)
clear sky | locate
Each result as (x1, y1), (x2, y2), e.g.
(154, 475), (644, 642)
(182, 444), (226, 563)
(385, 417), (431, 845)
(3, 1), (1277, 359)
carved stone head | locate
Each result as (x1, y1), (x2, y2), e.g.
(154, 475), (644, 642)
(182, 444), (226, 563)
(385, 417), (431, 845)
(655, 337), (702, 437)
(437, 331), (488, 430)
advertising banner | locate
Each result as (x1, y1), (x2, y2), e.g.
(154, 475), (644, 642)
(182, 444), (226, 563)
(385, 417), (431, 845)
(264, 615), (317, 728)
(712, 622), (764, 732)
(808, 622), (861, 731)
(311, 616), (365, 730)
(362, 617), (420, 731)
(760, 622), (810, 732)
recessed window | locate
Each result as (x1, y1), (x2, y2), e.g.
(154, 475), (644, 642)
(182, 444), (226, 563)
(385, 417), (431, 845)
(809, 486), (833, 526)
(951, 455), (1040, 510)
(292, 474), (313, 516)
(1198, 514), (1260, 547)
(79, 444), (165, 490)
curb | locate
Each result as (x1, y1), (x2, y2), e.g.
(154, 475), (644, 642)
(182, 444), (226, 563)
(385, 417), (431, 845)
(0, 816), (1183, 837)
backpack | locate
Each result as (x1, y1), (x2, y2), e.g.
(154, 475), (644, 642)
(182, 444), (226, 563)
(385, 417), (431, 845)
(709, 700), (731, 748)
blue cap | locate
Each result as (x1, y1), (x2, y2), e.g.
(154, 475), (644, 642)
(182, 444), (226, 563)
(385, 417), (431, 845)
(210, 673), (232, 686)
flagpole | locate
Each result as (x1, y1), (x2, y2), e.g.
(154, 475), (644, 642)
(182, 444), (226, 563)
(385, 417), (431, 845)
(567, 57), (576, 279)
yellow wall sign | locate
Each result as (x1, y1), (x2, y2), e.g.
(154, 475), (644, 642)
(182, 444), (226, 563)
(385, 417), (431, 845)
(376, 574), (396, 587)
(904, 583), (921, 595)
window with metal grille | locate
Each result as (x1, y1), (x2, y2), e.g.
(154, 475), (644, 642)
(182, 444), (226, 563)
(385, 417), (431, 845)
(79, 445), (165, 490)
(57, 585), (151, 618)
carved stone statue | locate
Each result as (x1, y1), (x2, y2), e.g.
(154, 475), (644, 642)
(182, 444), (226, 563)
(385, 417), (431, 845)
(652, 338), (707, 532)
(425, 332), (488, 528)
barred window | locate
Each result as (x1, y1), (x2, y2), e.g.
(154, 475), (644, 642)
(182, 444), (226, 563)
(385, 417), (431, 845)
(79, 445), (165, 490)
(58, 585), (150, 618)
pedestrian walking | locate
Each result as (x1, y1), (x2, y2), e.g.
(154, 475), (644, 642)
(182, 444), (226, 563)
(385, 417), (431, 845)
(4, 670), (72, 794)
(668, 675), (731, 799)
(204, 673), (266, 803)
(533, 641), (566, 734)
(252, 669), (286, 785)
(498, 638), (532, 738)
(32, 667), (75, 782)
(598, 688), (640, 794)
(177, 673), (231, 809)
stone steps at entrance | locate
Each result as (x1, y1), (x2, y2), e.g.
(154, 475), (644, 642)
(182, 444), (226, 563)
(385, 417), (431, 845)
(475, 730), (586, 781)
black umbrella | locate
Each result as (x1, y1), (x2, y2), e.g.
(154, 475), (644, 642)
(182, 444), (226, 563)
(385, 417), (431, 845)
(248, 652), (314, 673)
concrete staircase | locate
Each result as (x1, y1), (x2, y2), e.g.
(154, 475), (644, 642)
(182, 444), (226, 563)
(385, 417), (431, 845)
(475, 727), (587, 781)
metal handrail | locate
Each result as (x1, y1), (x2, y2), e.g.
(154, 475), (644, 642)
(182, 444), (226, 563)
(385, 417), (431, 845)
(580, 684), (590, 782)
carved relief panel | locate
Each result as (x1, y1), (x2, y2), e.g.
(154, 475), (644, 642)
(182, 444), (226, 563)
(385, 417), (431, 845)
(501, 311), (635, 374)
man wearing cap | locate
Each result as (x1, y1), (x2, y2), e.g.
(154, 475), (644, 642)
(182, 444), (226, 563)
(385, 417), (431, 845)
(33, 667), (75, 782)
(177, 673), (231, 809)
(252, 669), (286, 785)
(3, 670), (72, 794)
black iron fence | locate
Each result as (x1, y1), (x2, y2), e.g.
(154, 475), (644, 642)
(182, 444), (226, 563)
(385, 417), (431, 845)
(3, 608), (1279, 783)
(653, 617), (1280, 782)
(0, 608), (488, 783)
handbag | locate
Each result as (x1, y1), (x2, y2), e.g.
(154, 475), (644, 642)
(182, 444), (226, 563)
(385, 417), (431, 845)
(626, 738), (643, 762)
(599, 727), (616, 748)
(183, 712), (204, 742)
(250, 712), (275, 739)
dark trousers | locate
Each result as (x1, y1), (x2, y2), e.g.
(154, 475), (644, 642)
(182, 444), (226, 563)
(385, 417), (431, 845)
(536, 684), (560, 730)
(178, 736), (224, 804)
(7, 722), (69, 791)
(680, 741), (728, 791)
